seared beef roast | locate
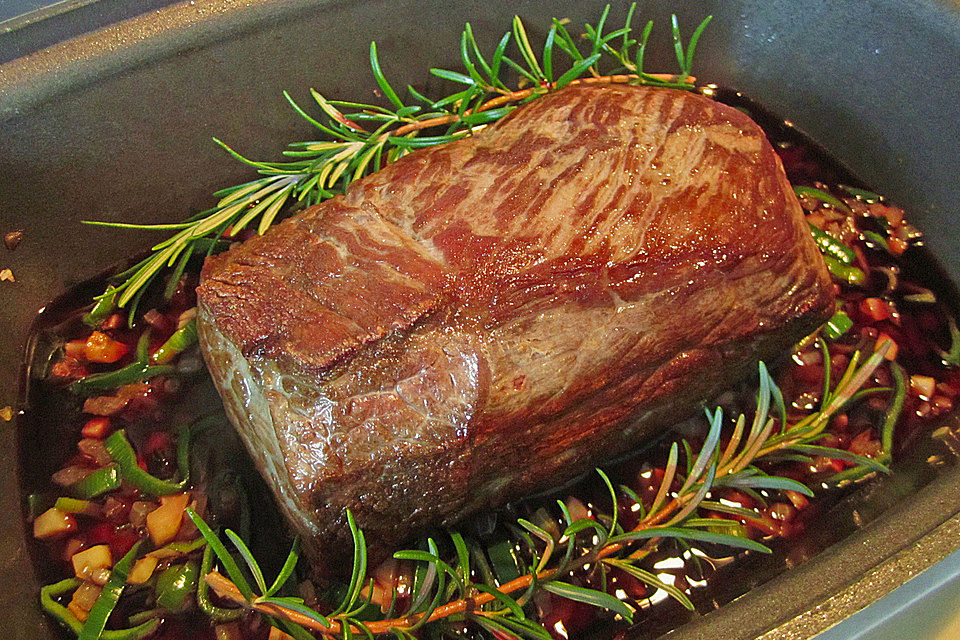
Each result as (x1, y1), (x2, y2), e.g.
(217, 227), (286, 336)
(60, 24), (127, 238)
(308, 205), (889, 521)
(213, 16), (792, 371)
(197, 84), (834, 564)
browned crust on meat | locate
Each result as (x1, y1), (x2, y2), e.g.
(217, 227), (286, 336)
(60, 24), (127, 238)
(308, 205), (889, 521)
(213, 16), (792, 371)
(197, 84), (834, 565)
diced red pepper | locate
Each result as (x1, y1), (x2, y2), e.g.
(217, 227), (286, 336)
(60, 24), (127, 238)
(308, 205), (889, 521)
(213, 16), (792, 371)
(860, 297), (890, 321)
(84, 522), (116, 546)
(84, 331), (128, 363)
(109, 526), (141, 558)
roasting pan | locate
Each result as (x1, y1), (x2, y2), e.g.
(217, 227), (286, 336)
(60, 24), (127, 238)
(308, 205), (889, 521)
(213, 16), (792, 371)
(2, 1), (960, 638)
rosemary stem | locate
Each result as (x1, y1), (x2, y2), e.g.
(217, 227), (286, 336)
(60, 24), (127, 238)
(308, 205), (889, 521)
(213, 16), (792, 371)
(202, 466), (702, 636)
(386, 73), (691, 139)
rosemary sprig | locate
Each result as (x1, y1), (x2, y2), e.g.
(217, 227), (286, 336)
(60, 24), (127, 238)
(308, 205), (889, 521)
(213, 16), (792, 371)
(193, 346), (888, 639)
(82, 5), (711, 318)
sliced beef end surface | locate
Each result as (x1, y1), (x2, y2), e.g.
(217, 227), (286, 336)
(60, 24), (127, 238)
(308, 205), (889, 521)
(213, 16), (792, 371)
(197, 83), (835, 567)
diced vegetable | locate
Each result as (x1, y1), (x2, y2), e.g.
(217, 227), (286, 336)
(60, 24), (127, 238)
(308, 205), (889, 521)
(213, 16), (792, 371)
(807, 222), (855, 265)
(78, 542), (140, 640)
(860, 297), (890, 321)
(70, 465), (121, 499)
(81, 417), (111, 439)
(877, 333), (898, 361)
(198, 544), (243, 622)
(34, 507), (77, 539)
(939, 317), (960, 366)
(68, 581), (102, 623)
(911, 375), (936, 399)
(72, 545), (113, 580)
(156, 560), (199, 610)
(54, 497), (100, 517)
(822, 310), (853, 340)
(41, 578), (160, 640)
(127, 556), (158, 585)
(64, 340), (88, 360)
(129, 501), (157, 528)
(84, 332), (128, 364)
(823, 255), (866, 287)
(78, 438), (113, 467)
(794, 185), (851, 212)
(888, 235), (909, 255)
(105, 429), (189, 496)
(28, 492), (53, 519)
(82, 287), (118, 327)
(151, 317), (198, 365)
(72, 361), (174, 396)
(146, 493), (191, 545)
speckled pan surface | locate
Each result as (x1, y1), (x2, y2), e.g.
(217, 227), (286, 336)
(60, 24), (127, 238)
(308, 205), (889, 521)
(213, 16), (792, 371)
(1, 1), (959, 638)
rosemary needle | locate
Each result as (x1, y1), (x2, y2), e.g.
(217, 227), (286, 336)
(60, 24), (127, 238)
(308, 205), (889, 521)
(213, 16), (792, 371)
(83, 4), (709, 312)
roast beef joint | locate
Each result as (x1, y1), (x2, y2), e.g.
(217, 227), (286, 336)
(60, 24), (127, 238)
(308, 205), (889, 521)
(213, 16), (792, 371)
(196, 84), (834, 563)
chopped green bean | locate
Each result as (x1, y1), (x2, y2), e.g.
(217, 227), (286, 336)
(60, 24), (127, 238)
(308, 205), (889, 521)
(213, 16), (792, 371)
(939, 317), (960, 366)
(152, 317), (198, 365)
(823, 310), (854, 340)
(134, 330), (151, 363)
(40, 578), (160, 640)
(70, 362), (175, 395)
(105, 430), (188, 496)
(794, 185), (851, 212)
(861, 230), (891, 253)
(881, 363), (907, 457)
(71, 329), (176, 395)
(71, 465), (120, 499)
(840, 185), (883, 203)
(54, 497), (99, 517)
(197, 544), (243, 622)
(82, 287), (118, 328)
(79, 542), (144, 640)
(823, 255), (866, 287)
(808, 223), (855, 265)
(156, 560), (200, 611)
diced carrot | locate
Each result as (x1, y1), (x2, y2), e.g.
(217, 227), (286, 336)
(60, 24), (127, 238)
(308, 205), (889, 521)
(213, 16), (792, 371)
(876, 333), (898, 360)
(34, 508), (77, 539)
(72, 544), (113, 580)
(81, 417), (111, 439)
(64, 339), (88, 360)
(146, 493), (190, 546)
(127, 556), (159, 584)
(84, 331), (128, 363)
(860, 297), (890, 321)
